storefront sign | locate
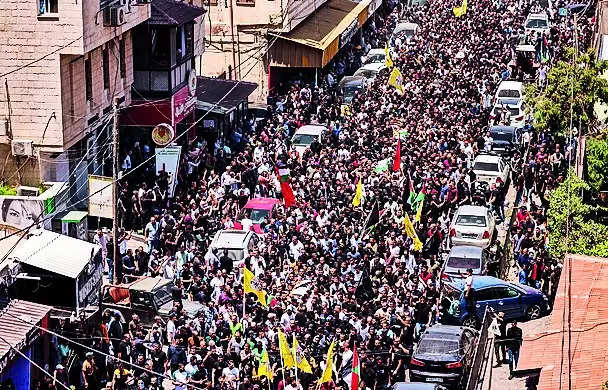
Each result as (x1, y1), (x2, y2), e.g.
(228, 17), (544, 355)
(152, 123), (175, 146)
(77, 261), (103, 312)
(88, 175), (113, 219)
(156, 146), (182, 197)
(172, 78), (197, 127)
(368, 0), (382, 15)
(340, 19), (359, 48)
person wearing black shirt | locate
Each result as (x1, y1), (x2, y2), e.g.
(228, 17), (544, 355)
(151, 343), (168, 381)
(506, 321), (523, 379)
(122, 249), (136, 275)
(219, 249), (233, 273)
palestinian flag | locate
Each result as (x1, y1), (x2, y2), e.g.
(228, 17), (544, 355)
(392, 138), (401, 172)
(412, 184), (426, 216)
(276, 167), (296, 207)
(351, 345), (360, 390)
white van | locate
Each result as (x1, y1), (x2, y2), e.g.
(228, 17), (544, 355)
(291, 124), (327, 155)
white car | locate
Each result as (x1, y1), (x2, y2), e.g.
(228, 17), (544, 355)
(472, 153), (510, 185)
(361, 48), (386, 65)
(392, 22), (419, 42)
(525, 13), (550, 35)
(291, 124), (327, 155)
(450, 205), (496, 249)
(353, 63), (386, 81)
(206, 229), (259, 266)
(490, 98), (528, 128)
(494, 80), (524, 104)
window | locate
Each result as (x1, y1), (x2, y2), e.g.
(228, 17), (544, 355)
(102, 47), (110, 90)
(85, 58), (92, 101)
(474, 289), (494, 302)
(119, 39), (126, 79)
(236, 0), (255, 5)
(492, 287), (520, 300)
(39, 0), (58, 15)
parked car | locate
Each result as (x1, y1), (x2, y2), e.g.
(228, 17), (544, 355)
(409, 325), (478, 387)
(291, 124), (327, 155)
(493, 80), (524, 103)
(472, 153), (510, 185)
(206, 229), (260, 266)
(392, 22), (419, 43)
(449, 205), (496, 248)
(234, 197), (280, 234)
(361, 48), (386, 65)
(339, 76), (367, 104)
(524, 12), (550, 35)
(442, 276), (550, 328)
(487, 125), (521, 155)
(393, 383), (447, 390)
(443, 245), (487, 280)
(489, 98), (527, 129)
(353, 62), (386, 81)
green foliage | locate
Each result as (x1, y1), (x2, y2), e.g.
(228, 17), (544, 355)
(526, 48), (608, 137)
(586, 136), (608, 192)
(0, 185), (17, 196)
(547, 171), (608, 260)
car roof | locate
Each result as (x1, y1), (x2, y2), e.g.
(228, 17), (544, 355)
(516, 44), (536, 52)
(358, 63), (385, 71)
(339, 76), (367, 87)
(366, 48), (385, 55)
(294, 125), (327, 136)
(449, 275), (509, 291)
(394, 22), (419, 32)
(497, 80), (523, 90)
(424, 324), (468, 337)
(130, 277), (172, 291)
(456, 204), (489, 215)
(474, 153), (502, 163)
(244, 197), (280, 210)
(393, 383), (441, 390)
(489, 125), (517, 134)
(449, 245), (483, 258)
(527, 12), (548, 19)
(212, 229), (251, 248)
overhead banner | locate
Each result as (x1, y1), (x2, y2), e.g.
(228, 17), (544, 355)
(88, 175), (113, 219)
(156, 146), (182, 197)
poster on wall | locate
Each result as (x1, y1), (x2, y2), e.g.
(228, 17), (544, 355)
(156, 146), (182, 197)
(0, 197), (44, 229)
(88, 175), (113, 219)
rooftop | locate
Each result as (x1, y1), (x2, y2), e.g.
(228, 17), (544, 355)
(150, 0), (206, 26)
(196, 77), (258, 115)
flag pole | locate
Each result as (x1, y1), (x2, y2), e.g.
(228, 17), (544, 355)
(278, 331), (286, 387)
(292, 334), (298, 387)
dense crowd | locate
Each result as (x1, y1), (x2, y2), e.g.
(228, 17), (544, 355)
(37, 0), (595, 389)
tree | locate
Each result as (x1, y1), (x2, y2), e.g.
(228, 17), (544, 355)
(526, 48), (608, 137)
(547, 171), (608, 260)
(585, 135), (608, 192)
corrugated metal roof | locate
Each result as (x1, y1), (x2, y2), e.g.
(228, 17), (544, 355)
(150, 0), (206, 26)
(0, 299), (51, 371)
(196, 77), (258, 114)
(8, 230), (100, 278)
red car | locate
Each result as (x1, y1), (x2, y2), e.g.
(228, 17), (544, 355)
(234, 197), (280, 234)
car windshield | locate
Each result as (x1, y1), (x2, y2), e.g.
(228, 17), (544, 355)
(490, 131), (514, 142)
(447, 256), (481, 270)
(497, 89), (521, 98)
(473, 162), (499, 172)
(456, 214), (487, 226)
(355, 69), (378, 79)
(366, 54), (384, 63)
(343, 86), (361, 102)
(244, 208), (270, 224)
(493, 106), (521, 116)
(417, 338), (459, 355)
(153, 286), (173, 307)
(526, 19), (548, 28)
(218, 248), (245, 261)
(292, 134), (317, 145)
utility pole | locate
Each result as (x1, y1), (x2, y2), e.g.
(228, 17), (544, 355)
(112, 97), (119, 284)
(229, 0), (237, 79)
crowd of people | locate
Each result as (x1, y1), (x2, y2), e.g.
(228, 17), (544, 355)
(36, 0), (595, 389)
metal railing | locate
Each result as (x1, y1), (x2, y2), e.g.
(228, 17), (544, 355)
(466, 307), (494, 390)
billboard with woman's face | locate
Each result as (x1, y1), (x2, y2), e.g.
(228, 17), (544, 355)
(0, 197), (44, 229)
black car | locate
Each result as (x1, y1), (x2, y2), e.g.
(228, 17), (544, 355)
(489, 125), (521, 155)
(409, 325), (478, 388)
(393, 382), (447, 390)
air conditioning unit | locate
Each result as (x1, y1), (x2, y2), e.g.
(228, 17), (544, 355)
(11, 140), (33, 156)
(103, 6), (126, 26)
(17, 186), (40, 197)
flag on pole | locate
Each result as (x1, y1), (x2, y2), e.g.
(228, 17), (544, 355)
(363, 201), (380, 230)
(278, 329), (296, 368)
(257, 349), (274, 380)
(319, 341), (336, 385)
(411, 184), (426, 216)
(415, 197), (425, 223)
(407, 173), (416, 205)
(276, 167), (296, 207)
(244, 267), (268, 307)
(388, 67), (405, 95)
(293, 335), (313, 374)
(392, 138), (401, 172)
(453, 0), (467, 17)
(352, 178), (364, 207)
(351, 345), (360, 390)
(384, 44), (394, 69)
(403, 214), (423, 251)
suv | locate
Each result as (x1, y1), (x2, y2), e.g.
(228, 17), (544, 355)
(442, 276), (550, 328)
(487, 125), (521, 156)
(100, 277), (204, 325)
(409, 325), (478, 387)
(472, 153), (510, 185)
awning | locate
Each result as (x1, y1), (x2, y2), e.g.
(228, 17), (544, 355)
(0, 299), (51, 372)
(9, 230), (100, 279)
(150, 0), (206, 26)
(60, 210), (88, 223)
(196, 77), (258, 115)
(268, 0), (373, 68)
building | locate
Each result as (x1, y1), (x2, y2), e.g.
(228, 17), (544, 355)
(202, 0), (383, 102)
(0, 0), (151, 204)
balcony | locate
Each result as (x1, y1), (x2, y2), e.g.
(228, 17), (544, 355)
(133, 58), (193, 95)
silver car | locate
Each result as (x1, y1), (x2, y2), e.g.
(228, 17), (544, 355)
(443, 245), (487, 280)
(449, 205), (496, 248)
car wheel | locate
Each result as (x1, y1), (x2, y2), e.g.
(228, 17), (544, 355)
(462, 316), (480, 329)
(526, 304), (542, 320)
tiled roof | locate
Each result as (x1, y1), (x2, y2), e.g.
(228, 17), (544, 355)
(517, 254), (608, 390)
(150, 0), (206, 26)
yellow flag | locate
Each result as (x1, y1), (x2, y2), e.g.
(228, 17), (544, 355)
(384, 44), (394, 69)
(352, 178), (363, 207)
(415, 197), (424, 223)
(293, 335), (313, 374)
(257, 349), (273, 380)
(453, 0), (467, 17)
(388, 67), (405, 95)
(244, 267), (268, 307)
(403, 214), (423, 251)
(278, 329), (296, 368)
(319, 341), (335, 385)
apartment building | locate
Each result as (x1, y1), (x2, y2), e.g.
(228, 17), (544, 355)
(202, 0), (383, 102)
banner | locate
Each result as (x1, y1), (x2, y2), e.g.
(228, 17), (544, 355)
(0, 197), (44, 229)
(88, 175), (113, 219)
(156, 146), (182, 197)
